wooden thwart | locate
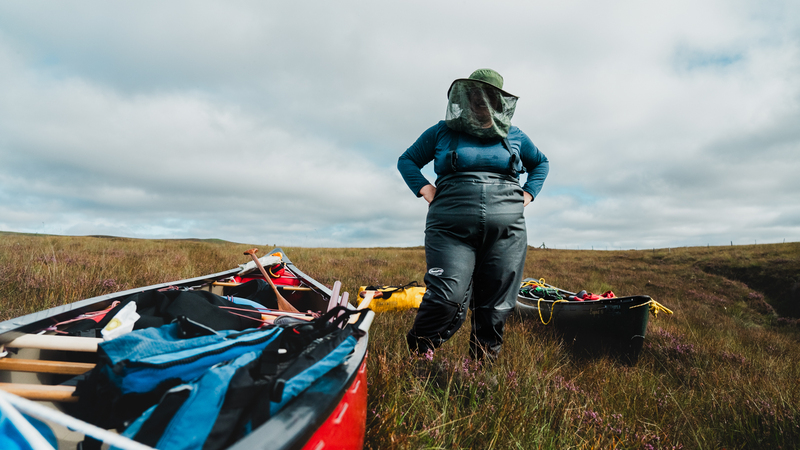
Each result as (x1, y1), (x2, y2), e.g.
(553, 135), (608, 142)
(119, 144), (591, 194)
(0, 383), (77, 403)
(0, 358), (94, 375)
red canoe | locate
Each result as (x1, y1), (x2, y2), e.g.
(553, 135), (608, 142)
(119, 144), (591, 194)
(0, 249), (372, 450)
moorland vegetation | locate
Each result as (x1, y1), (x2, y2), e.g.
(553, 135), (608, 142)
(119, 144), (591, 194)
(1, 232), (798, 449)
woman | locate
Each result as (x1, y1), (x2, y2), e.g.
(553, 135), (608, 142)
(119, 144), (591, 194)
(397, 68), (549, 361)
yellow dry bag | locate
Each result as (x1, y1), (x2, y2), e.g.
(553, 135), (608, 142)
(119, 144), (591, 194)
(357, 281), (426, 313)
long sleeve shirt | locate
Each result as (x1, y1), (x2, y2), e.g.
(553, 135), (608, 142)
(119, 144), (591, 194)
(397, 121), (549, 200)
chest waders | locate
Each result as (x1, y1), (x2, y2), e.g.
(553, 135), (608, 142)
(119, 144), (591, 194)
(407, 133), (528, 361)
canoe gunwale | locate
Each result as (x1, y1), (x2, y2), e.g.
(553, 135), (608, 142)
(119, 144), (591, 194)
(516, 294), (654, 310)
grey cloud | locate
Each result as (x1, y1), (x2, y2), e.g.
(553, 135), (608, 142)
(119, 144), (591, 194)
(1, 0), (799, 248)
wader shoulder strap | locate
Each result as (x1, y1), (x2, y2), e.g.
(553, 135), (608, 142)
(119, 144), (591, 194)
(501, 138), (525, 175)
(449, 131), (459, 172)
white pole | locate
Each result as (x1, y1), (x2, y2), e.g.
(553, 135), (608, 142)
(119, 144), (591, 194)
(0, 390), (154, 450)
(0, 393), (55, 450)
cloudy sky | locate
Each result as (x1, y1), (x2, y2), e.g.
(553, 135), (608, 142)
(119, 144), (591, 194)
(1, 1), (798, 249)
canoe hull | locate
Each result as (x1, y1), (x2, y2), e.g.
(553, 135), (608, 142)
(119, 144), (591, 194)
(515, 295), (651, 363)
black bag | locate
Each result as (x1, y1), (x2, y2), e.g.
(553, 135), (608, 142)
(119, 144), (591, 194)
(63, 289), (263, 337)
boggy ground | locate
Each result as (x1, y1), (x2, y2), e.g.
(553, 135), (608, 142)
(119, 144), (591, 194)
(1, 233), (798, 449)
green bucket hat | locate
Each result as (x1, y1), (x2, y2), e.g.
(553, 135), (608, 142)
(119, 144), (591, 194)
(446, 68), (518, 98)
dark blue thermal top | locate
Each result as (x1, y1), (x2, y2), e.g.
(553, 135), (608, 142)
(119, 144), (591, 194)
(397, 121), (549, 199)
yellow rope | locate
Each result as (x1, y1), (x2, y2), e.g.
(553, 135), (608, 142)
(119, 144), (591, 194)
(537, 297), (569, 325)
(521, 278), (567, 325)
(630, 298), (674, 317)
(521, 278), (547, 289)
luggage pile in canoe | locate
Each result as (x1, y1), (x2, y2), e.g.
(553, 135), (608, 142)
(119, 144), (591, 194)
(0, 249), (373, 450)
(515, 278), (672, 363)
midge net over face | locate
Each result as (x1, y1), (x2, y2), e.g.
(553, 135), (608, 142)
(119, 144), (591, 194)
(445, 80), (518, 140)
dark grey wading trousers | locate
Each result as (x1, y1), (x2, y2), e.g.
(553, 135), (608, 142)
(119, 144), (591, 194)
(407, 172), (528, 360)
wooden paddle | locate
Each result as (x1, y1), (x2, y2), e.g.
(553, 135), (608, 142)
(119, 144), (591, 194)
(243, 249), (299, 313)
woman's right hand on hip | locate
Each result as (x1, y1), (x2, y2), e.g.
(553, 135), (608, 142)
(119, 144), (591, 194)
(419, 184), (436, 204)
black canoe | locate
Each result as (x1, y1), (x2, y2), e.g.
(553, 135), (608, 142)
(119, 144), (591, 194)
(515, 278), (662, 363)
(0, 249), (372, 450)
